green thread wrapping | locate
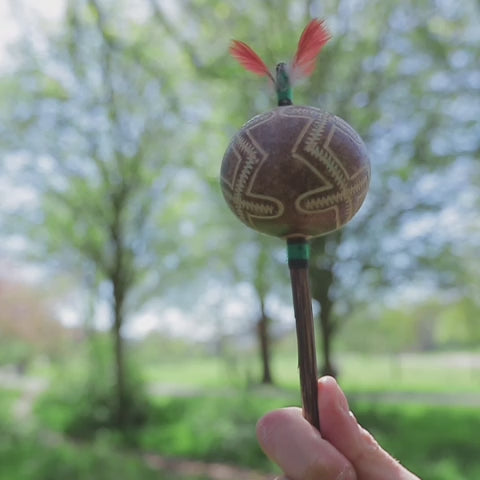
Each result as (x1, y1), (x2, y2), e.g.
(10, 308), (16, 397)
(277, 86), (293, 105)
(287, 242), (310, 262)
(275, 63), (293, 106)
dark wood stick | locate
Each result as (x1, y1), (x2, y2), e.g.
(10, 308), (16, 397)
(287, 238), (320, 431)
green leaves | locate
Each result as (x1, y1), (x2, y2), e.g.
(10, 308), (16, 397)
(0, 0), (478, 359)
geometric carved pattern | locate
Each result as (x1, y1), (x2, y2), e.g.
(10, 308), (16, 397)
(220, 106), (370, 239)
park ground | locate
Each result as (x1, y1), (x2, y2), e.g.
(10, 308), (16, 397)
(1, 351), (480, 480)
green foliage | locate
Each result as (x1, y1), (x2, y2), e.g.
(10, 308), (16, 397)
(0, 389), (20, 422)
(138, 391), (289, 470)
(35, 350), (150, 439)
(339, 296), (480, 354)
(35, 381), (287, 470)
(436, 298), (480, 348)
(0, 421), (181, 480)
(0, 341), (31, 369)
(87, 391), (480, 480)
(355, 403), (480, 480)
(32, 359), (480, 480)
(16, 349), (480, 479)
(139, 396), (480, 479)
(6, 389), (479, 480)
(1, 0), (479, 401)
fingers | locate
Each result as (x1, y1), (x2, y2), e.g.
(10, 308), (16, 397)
(257, 407), (357, 480)
(317, 376), (420, 480)
(257, 377), (420, 480)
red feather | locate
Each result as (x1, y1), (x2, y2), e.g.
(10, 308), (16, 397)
(229, 40), (274, 82)
(292, 19), (331, 80)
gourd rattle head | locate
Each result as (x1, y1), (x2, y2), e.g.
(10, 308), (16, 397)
(220, 105), (371, 239)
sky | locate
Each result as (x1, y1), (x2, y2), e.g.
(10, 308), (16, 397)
(0, 1), (61, 280)
(0, 2), (21, 69)
(0, 1), (64, 70)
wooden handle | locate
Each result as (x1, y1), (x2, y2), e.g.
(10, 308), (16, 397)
(287, 238), (320, 431)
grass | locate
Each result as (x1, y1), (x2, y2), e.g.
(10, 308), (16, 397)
(143, 351), (480, 395)
(0, 390), (171, 480)
(0, 423), (211, 480)
(6, 351), (480, 479)
(354, 402), (480, 480)
(138, 395), (480, 480)
(0, 388), (20, 418)
(138, 389), (291, 471)
(0, 388), (209, 480)
(143, 356), (233, 388)
(34, 382), (480, 480)
(337, 352), (480, 395)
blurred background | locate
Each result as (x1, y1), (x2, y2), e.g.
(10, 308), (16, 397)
(0, 0), (479, 479)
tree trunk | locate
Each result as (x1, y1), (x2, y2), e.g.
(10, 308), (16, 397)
(110, 201), (129, 431)
(254, 242), (274, 385)
(257, 307), (273, 384)
(112, 279), (127, 429)
(310, 236), (340, 379)
(319, 296), (337, 378)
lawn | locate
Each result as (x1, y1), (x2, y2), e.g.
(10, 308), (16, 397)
(33, 381), (480, 480)
(133, 390), (480, 480)
(143, 351), (480, 395)
(3, 351), (480, 480)
(0, 424), (218, 480)
(354, 402), (480, 480)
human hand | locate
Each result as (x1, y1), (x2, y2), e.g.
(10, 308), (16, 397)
(256, 376), (420, 480)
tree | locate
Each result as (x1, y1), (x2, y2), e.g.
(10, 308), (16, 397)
(1, 0), (478, 396)
(150, 0), (480, 377)
(0, 0), (205, 429)
(299, 0), (480, 374)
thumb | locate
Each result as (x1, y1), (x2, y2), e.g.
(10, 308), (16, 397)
(317, 376), (420, 480)
(257, 407), (356, 480)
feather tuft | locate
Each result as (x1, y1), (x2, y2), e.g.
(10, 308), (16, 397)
(291, 19), (331, 81)
(229, 40), (274, 82)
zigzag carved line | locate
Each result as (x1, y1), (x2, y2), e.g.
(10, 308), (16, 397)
(239, 199), (277, 216)
(231, 133), (283, 224)
(301, 171), (370, 212)
(232, 135), (260, 223)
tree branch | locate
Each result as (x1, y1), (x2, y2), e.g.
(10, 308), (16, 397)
(147, 0), (203, 69)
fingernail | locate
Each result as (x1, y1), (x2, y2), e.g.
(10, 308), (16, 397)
(319, 376), (350, 413)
